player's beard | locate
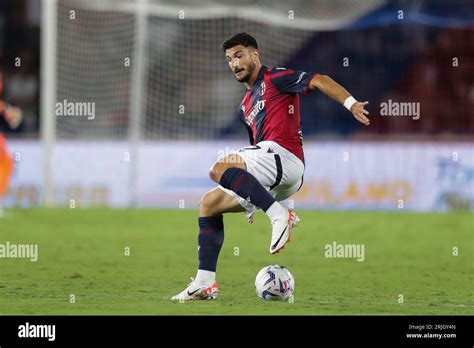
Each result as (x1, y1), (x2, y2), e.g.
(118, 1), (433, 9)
(236, 60), (256, 83)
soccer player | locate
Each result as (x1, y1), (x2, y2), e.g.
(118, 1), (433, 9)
(172, 33), (369, 300)
(0, 70), (22, 200)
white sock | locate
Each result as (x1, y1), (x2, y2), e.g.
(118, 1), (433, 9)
(195, 269), (216, 286)
(265, 201), (287, 223)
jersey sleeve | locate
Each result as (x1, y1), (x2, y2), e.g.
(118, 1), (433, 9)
(269, 67), (317, 95)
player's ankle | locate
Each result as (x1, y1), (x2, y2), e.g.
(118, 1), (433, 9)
(195, 269), (216, 286)
(265, 202), (287, 223)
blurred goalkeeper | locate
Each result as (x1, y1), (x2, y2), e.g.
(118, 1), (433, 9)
(0, 70), (22, 200)
(172, 33), (370, 300)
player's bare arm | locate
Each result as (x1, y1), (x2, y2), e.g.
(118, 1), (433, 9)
(310, 74), (370, 126)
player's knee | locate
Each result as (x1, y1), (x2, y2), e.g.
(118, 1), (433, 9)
(209, 155), (245, 183)
(199, 192), (218, 216)
(209, 164), (237, 183)
(208, 166), (222, 183)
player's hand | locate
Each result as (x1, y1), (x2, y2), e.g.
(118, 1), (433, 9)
(350, 101), (370, 126)
(246, 212), (254, 224)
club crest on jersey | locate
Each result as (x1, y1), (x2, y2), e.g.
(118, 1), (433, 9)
(258, 81), (266, 96)
(246, 100), (266, 125)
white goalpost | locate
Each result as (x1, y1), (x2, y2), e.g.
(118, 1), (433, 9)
(40, 0), (58, 206)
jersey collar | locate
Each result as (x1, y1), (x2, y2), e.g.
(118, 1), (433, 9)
(256, 65), (266, 82)
(247, 65), (267, 90)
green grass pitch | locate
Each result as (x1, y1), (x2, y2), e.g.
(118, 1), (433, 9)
(0, 208), (472, 315)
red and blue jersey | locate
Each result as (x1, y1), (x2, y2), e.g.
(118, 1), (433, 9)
(238, 66), (316, 163)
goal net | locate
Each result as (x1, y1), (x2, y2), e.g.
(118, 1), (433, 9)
(50, 0), (384, 140)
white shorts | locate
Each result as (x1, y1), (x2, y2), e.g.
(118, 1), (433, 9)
(218, 141), (305, 216)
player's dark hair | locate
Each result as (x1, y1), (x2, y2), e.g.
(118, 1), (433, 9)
(221, 33), (258, 52)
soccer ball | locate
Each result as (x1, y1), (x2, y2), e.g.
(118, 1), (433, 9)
(255, 264), (295, 301)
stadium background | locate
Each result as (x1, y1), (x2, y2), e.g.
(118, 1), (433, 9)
(1, 0), (473, 212)
(0, 0), (472, 316)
